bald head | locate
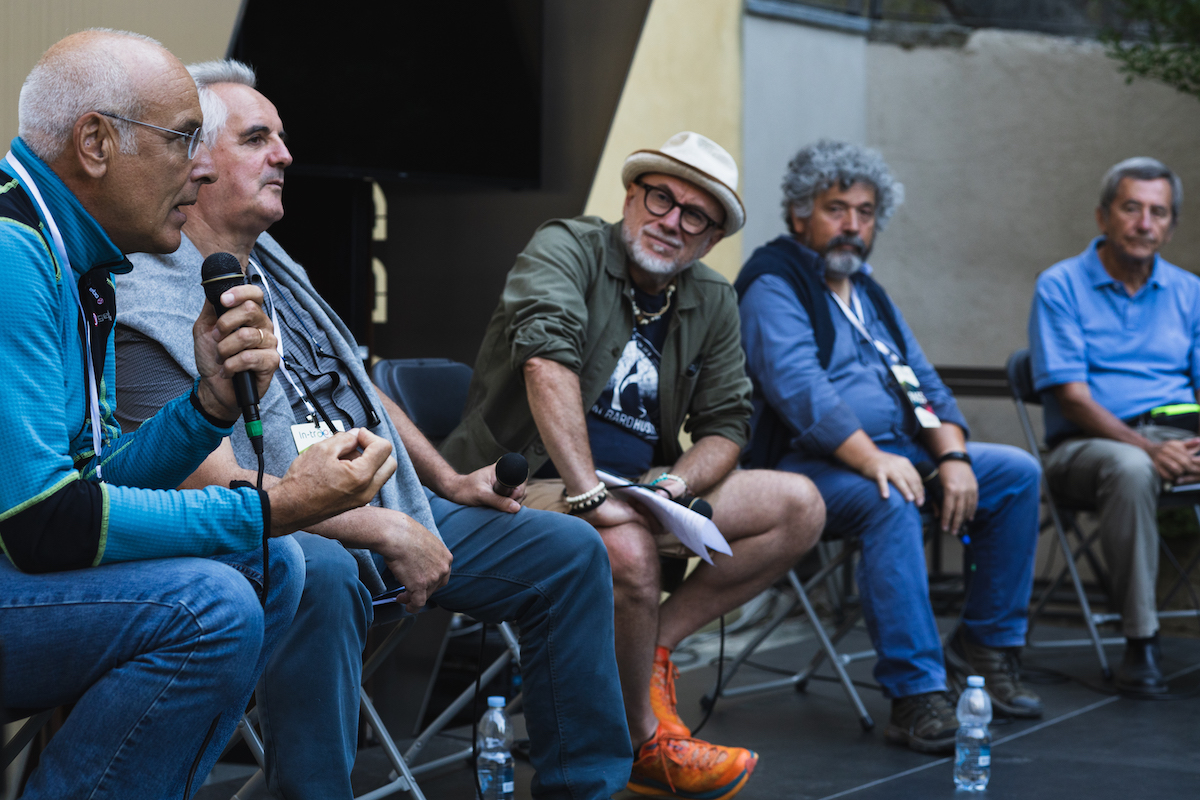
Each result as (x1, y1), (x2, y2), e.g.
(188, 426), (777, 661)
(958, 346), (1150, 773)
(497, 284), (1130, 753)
(14, 29), (217, 254)
(18, 29), (169, 162)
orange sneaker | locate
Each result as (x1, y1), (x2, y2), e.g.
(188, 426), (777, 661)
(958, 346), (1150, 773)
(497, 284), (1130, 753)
(627, 726), (758, 800)
(650, 646), (691, 737)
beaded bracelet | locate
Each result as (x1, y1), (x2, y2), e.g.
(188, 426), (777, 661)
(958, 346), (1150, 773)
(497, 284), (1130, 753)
(649, 472), (688, 498)
(563, 480), (606, 506)
(567, 487), (608, 515)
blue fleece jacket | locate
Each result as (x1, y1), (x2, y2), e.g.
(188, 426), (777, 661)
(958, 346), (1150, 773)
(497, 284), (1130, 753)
(0, 137), (264, 572)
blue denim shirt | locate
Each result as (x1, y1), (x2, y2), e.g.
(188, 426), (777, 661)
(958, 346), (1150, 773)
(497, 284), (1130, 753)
(739, 268), (968, 457)
(1029, 236), (1200, 444)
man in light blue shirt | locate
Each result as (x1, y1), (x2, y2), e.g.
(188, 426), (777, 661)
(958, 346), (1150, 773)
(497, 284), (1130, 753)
(1029, 156), (1200, 695)
(738, 141), (1042, 755)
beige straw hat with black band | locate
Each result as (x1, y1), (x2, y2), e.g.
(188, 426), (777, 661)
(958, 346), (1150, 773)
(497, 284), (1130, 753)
(621, 131), (746, 235)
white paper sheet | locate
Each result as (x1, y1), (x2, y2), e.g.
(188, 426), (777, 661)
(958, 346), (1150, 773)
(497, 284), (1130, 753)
(595, 470), (732, 564)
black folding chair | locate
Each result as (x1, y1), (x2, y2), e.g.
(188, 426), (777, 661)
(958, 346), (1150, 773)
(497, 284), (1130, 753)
(371, 359), (474, 445)
(701, 534), (876, 731)
(370, 358), (523, 787)
(1006, 348), (1200, 678)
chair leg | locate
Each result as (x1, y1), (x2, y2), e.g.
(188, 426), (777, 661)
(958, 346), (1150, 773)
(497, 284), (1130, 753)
(231, 769), (266, 800)
(2, 710), (53, 770)
(402, 621), (521, 777)
(788, 570), (874, 731)
(702, 561), (875, 732)
(1026, 492), (1114, 679)
(702, 579), (798, 708)
(356, 689), (427, 800)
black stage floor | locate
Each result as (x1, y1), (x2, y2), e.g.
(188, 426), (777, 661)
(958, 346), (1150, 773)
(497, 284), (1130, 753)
(199, 623), (1200, 800)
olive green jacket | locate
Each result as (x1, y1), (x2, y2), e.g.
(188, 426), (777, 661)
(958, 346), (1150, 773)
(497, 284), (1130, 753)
(440, 216), (752, 475)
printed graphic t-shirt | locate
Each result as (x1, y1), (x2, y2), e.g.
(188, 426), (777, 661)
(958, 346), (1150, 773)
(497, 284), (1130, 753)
(586, 285), (673, 478)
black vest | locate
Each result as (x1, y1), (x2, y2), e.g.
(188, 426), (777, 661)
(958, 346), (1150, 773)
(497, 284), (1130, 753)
(733, 236), (907, 469)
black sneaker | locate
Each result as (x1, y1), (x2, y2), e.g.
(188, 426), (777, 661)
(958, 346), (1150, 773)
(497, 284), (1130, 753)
(884, 691), (957, 755)
(945, 627), (1044, 718)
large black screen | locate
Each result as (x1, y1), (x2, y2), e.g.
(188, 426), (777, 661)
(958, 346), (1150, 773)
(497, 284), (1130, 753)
(229, 0), (542, 187)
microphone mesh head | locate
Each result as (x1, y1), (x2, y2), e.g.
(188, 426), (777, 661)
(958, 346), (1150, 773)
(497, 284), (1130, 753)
(495, 453), (529, 488)
(201, 251), (243, 283)
(200, 252), (246, 314)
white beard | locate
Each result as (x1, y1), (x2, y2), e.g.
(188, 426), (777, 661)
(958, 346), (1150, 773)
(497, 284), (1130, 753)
(824, 249), (863, 278)
(622, 220), (689, 276)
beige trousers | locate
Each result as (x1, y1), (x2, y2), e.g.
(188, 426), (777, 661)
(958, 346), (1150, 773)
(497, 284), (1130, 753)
(1044, 424), (1191, 639)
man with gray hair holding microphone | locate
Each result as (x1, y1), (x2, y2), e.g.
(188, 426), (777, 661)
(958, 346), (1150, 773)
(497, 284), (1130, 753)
(737, 140), (1043, 755)
(1029, 156), (1200, 695)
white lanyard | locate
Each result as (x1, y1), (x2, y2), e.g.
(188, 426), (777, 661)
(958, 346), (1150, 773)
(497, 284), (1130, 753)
(829, 287), (899, 364)
(4, 151), (105, 478)
(829, 285), (941, 428)
(248, 257), (316, 420)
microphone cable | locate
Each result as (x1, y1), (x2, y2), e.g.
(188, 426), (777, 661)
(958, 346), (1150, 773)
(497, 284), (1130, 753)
(690, 615), (725, 737)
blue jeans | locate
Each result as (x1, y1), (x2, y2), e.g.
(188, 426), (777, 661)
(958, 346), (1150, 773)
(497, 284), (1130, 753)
(0, 537), (303, 799)
(263, 494), (631, 800)
(778, 440), (1040, 698)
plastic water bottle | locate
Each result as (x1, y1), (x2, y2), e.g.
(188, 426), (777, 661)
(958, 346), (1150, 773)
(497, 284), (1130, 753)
(476, 696), (514, 800)
(954, 675), (992, 791)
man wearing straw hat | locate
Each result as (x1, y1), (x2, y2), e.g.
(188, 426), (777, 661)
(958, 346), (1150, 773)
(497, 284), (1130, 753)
(443, 132), (825, 799)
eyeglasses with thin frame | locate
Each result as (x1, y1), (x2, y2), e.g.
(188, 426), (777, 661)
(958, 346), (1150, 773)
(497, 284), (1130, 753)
(97, 112), (203, 159)
(635, 178), (723, 235)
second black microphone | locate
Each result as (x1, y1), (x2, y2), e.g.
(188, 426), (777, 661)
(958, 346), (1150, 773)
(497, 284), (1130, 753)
(200, 251), (264, 453)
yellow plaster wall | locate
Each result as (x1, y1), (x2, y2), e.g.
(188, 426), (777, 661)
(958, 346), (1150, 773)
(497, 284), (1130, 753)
(1, 1), (241, 148)
(583, 0), (744, 282)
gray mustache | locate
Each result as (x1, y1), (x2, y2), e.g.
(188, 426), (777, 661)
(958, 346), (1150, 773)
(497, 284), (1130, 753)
(825, 234), (866, 255)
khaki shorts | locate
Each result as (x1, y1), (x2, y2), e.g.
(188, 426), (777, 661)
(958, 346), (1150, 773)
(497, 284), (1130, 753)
(525, 467), (693, 558)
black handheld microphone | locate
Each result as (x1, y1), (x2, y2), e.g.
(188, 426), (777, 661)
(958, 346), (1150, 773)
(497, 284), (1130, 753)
(676, 494), (713, 519)
(201, 251), (264, 454)
(493, 453), (529, 497)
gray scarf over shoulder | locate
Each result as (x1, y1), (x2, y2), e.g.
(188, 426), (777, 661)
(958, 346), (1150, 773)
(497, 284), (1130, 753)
(120, 232), (440, 594)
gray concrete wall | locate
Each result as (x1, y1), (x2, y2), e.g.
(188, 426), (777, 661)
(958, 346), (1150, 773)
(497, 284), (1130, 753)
(866, 29), (1200, 370)
(742, 18), (1200, 447)
(742, 15), (867, 259)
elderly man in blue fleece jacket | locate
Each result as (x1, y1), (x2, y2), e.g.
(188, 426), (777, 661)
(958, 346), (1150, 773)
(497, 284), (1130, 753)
(0, 30), (393, 799)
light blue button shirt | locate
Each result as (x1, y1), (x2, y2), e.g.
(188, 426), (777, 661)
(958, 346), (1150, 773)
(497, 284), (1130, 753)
(1028, 236), (1200, 444)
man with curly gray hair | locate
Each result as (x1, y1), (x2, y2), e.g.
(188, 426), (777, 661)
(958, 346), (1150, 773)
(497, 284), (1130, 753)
(734, 140), (1043, 754)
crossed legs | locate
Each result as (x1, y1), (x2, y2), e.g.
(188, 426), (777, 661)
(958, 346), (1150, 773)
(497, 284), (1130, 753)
(527, 468), (824, 746)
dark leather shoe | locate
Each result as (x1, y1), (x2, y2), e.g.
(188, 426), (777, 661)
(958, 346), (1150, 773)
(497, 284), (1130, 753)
(884, 691), (958, 755)
(945, 627), (1044, 718)
(1115, 635), (1167, 695)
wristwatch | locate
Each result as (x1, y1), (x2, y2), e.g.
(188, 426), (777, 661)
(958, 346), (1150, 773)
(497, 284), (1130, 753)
(935, 450), (972, 466)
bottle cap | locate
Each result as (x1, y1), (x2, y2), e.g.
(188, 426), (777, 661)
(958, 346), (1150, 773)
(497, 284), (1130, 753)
(488, 695), (506, 708)
(967, 675), (985, 688)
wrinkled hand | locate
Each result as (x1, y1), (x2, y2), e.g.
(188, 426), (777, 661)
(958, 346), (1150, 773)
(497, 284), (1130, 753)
(442, 463), (524, 514)
(581, 491), (655, 531)
(860, 452), (925, 506)
(935, 460), (978, 535)
(373, 510), (453, 613)
(1147, 438), (1200, 480)
(270, 429), (396, 535)
(193, 283), (278, 421)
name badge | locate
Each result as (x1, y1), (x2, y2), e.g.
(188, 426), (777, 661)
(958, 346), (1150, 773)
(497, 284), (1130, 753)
(890, 364), (941, 429)
(291, 419), (345, 453)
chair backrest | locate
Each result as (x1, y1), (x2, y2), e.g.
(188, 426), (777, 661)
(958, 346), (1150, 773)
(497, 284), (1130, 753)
(1005, 348), (1040, 406)
(371, 358), (474, 442)
(1005, 348), (1050, 463)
